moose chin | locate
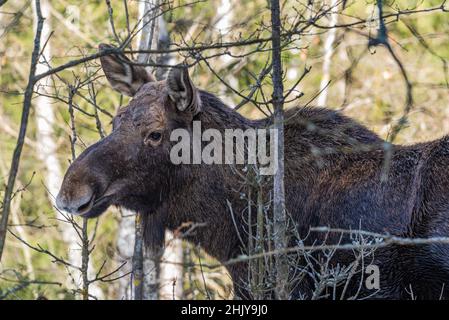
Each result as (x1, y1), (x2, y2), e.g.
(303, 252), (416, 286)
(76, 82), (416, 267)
(56, 43), (449, 300)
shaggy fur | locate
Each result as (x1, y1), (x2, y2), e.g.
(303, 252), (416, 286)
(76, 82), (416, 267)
(57, 53), (449, 300)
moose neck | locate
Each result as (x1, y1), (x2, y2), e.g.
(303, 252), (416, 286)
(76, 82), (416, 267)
(146, 92), (384, 265)
(160, 92), (258, 262)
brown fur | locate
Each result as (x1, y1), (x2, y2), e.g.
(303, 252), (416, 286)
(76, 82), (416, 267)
(56, 50), (449, 299)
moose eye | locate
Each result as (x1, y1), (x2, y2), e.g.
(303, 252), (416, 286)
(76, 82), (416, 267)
(148, 131), (162, 141)
(143, 130), (163, 146)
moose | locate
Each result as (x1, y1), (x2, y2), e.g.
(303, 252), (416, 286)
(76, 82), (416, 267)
(56, 44), (449, 299)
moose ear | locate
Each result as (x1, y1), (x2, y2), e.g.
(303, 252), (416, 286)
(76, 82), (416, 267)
(98, 43), (155, 97)
(167, 65), (201, 116)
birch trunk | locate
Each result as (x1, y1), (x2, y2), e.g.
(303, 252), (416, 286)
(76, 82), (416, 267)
(215, 0), (238, 107)
(32, 0), (102, 299)
(317, 0), (339, 107)
(116, 210), (135, 299)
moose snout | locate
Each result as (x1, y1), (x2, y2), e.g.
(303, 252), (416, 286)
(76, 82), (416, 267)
(56, 184), (95, 215)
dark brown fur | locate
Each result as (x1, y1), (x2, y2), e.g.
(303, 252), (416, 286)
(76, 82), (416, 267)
(57, 48), (449, 299)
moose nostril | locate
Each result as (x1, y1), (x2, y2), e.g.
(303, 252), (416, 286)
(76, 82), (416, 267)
(76, 196), (94, 213)
(56, 189), (94, 215)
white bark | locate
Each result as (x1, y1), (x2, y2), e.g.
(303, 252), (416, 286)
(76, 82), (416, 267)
(216, 0), (232, 63)
(215, 0), (238, 107)
(137, 0), (160, 64)
(116, 211), (135, 299)
(32, 0), (102, 299)
(159, 231), (183, 299)
(317, 0), (339, 107)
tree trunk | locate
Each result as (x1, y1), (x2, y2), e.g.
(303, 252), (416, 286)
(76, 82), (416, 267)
(270, 0), (289, 300)
(159, 231), (183, 299)
(32, 0), (102, 299)
(215, 0), (238, 107)
(317, 0), (339, 107)
(0, 0), (43, 264)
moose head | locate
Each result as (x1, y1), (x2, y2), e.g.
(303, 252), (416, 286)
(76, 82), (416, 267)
(56, 44), (202, 218)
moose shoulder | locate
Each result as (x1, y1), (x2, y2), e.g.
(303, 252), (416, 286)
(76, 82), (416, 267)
(56, 44), (449, 299)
